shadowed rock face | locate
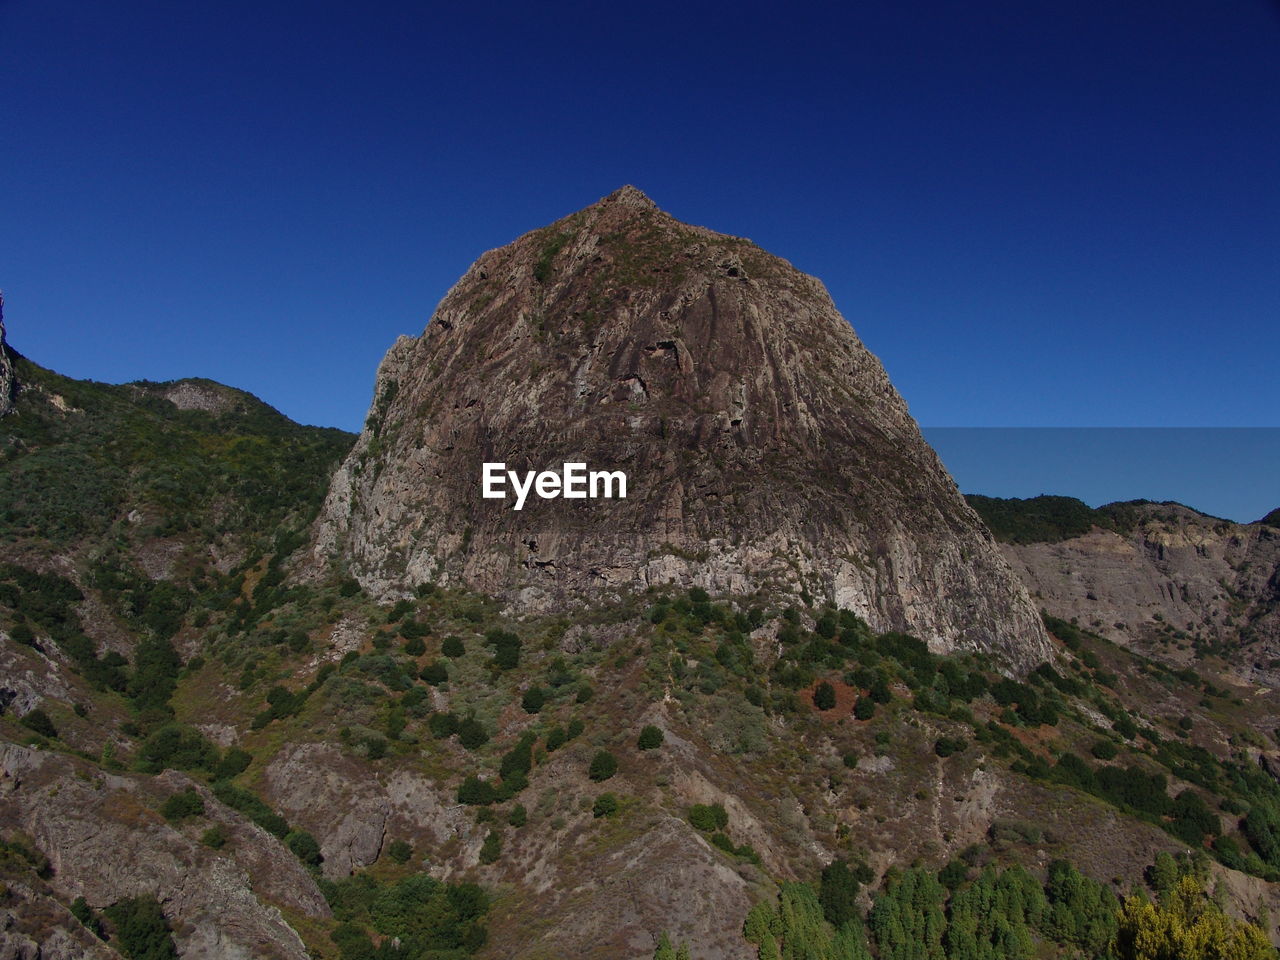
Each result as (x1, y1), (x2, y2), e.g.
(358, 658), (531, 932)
(0, 293), (17, 418)
(313, 187), (1051, 668)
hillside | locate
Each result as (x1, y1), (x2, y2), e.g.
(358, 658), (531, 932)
(968, 495), (1280, 681)
(2, 207), (1280, 960)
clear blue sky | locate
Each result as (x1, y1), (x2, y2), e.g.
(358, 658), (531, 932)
(3, 1), (1278, 449)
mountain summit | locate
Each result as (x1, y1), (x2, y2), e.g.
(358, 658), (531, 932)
(313, 188), (1050, 666)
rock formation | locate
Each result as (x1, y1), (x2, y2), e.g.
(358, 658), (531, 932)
(1000, 502), (1280, 673)
(313, 187), (1051, 668)
(0, 292), (17, 418)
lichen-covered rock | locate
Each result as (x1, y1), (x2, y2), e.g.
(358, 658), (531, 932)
(312, 186), (1050, 668)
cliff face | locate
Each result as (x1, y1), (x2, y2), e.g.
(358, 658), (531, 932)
(0, 293), (17, 418)
(1000, 503), (1280, 675)
(313, 187), (1051, 668)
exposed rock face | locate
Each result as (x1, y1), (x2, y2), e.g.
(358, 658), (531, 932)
(313, 187), (1050, 667)
(1002, 503), (1280, 672)
(0, 293), (17, 418)
(0, 743), (328, 960)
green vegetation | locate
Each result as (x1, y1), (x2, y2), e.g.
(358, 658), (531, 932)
(322, 870), (489, 958)
(0, 360), (352, 548)
(1115, 875), (1271, 960)
(160, 788), (205, 822)
(102, 895), (178, 960)
(688, 803), (728, 832)
(588, 749), (617, 782)
(637, 724), (665, 750)
(965, 495), (1145, 544)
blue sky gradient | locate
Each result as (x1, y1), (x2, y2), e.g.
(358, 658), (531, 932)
(2, 1), (1277, 511)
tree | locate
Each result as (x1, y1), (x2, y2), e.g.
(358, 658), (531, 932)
(819, 859), (861, 927)
(1114, 875), (1273, 960)
(103, 896), (178, 960)
(869, 868), (946, 960)
(521, 685), (546, 714)
(814, 682), (837, 711)
(588, 750), (618, 782)
(854, 697), (875, 721)
(638, 725), (665, 750)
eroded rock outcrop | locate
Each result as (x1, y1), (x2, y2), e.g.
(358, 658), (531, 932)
(1002, 503), (1280, 673)
(0, 743), (328, 960)
(312, 187), (1051, 668)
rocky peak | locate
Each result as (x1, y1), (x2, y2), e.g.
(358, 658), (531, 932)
(312, 189), (1052, 669)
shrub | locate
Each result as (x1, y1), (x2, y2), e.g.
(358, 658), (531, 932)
(576, 683), (594, 703)
(545, 725), (567, 752)
(853, 697), (875, 721)
(103, 896), (178, 960)
(20, 708), (57, 739)
(934, 736), (967, 758)
(419, 661), (449, 685)
(813, 681), (836, 710)
(521, 686), (546, 714)
(200, 825), (227, 849)
(403, 636), (426, 657)
(210, 781), (289, 838)
(479, 830), (501, 864)
(1091, 740), (1119, 760)
(688, 803), (729, 832)
(365, 737), (387, 760)
(137, 724), (218, 774)
(428, 712), (460, 739)
(457, 716), (489, 749)
(387, 839), (412, 863)
(442, 635), (465, 657)
(286, 830), (322, 867)
(212, 747), (252, 781)
(485, 629), (521, 670)
(160, 788), (205, 822)
(637, 725), (664, 750)
(458, 776), (498, 806)
(593, 793), (619, 818)
(588, 750), (617, 782)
